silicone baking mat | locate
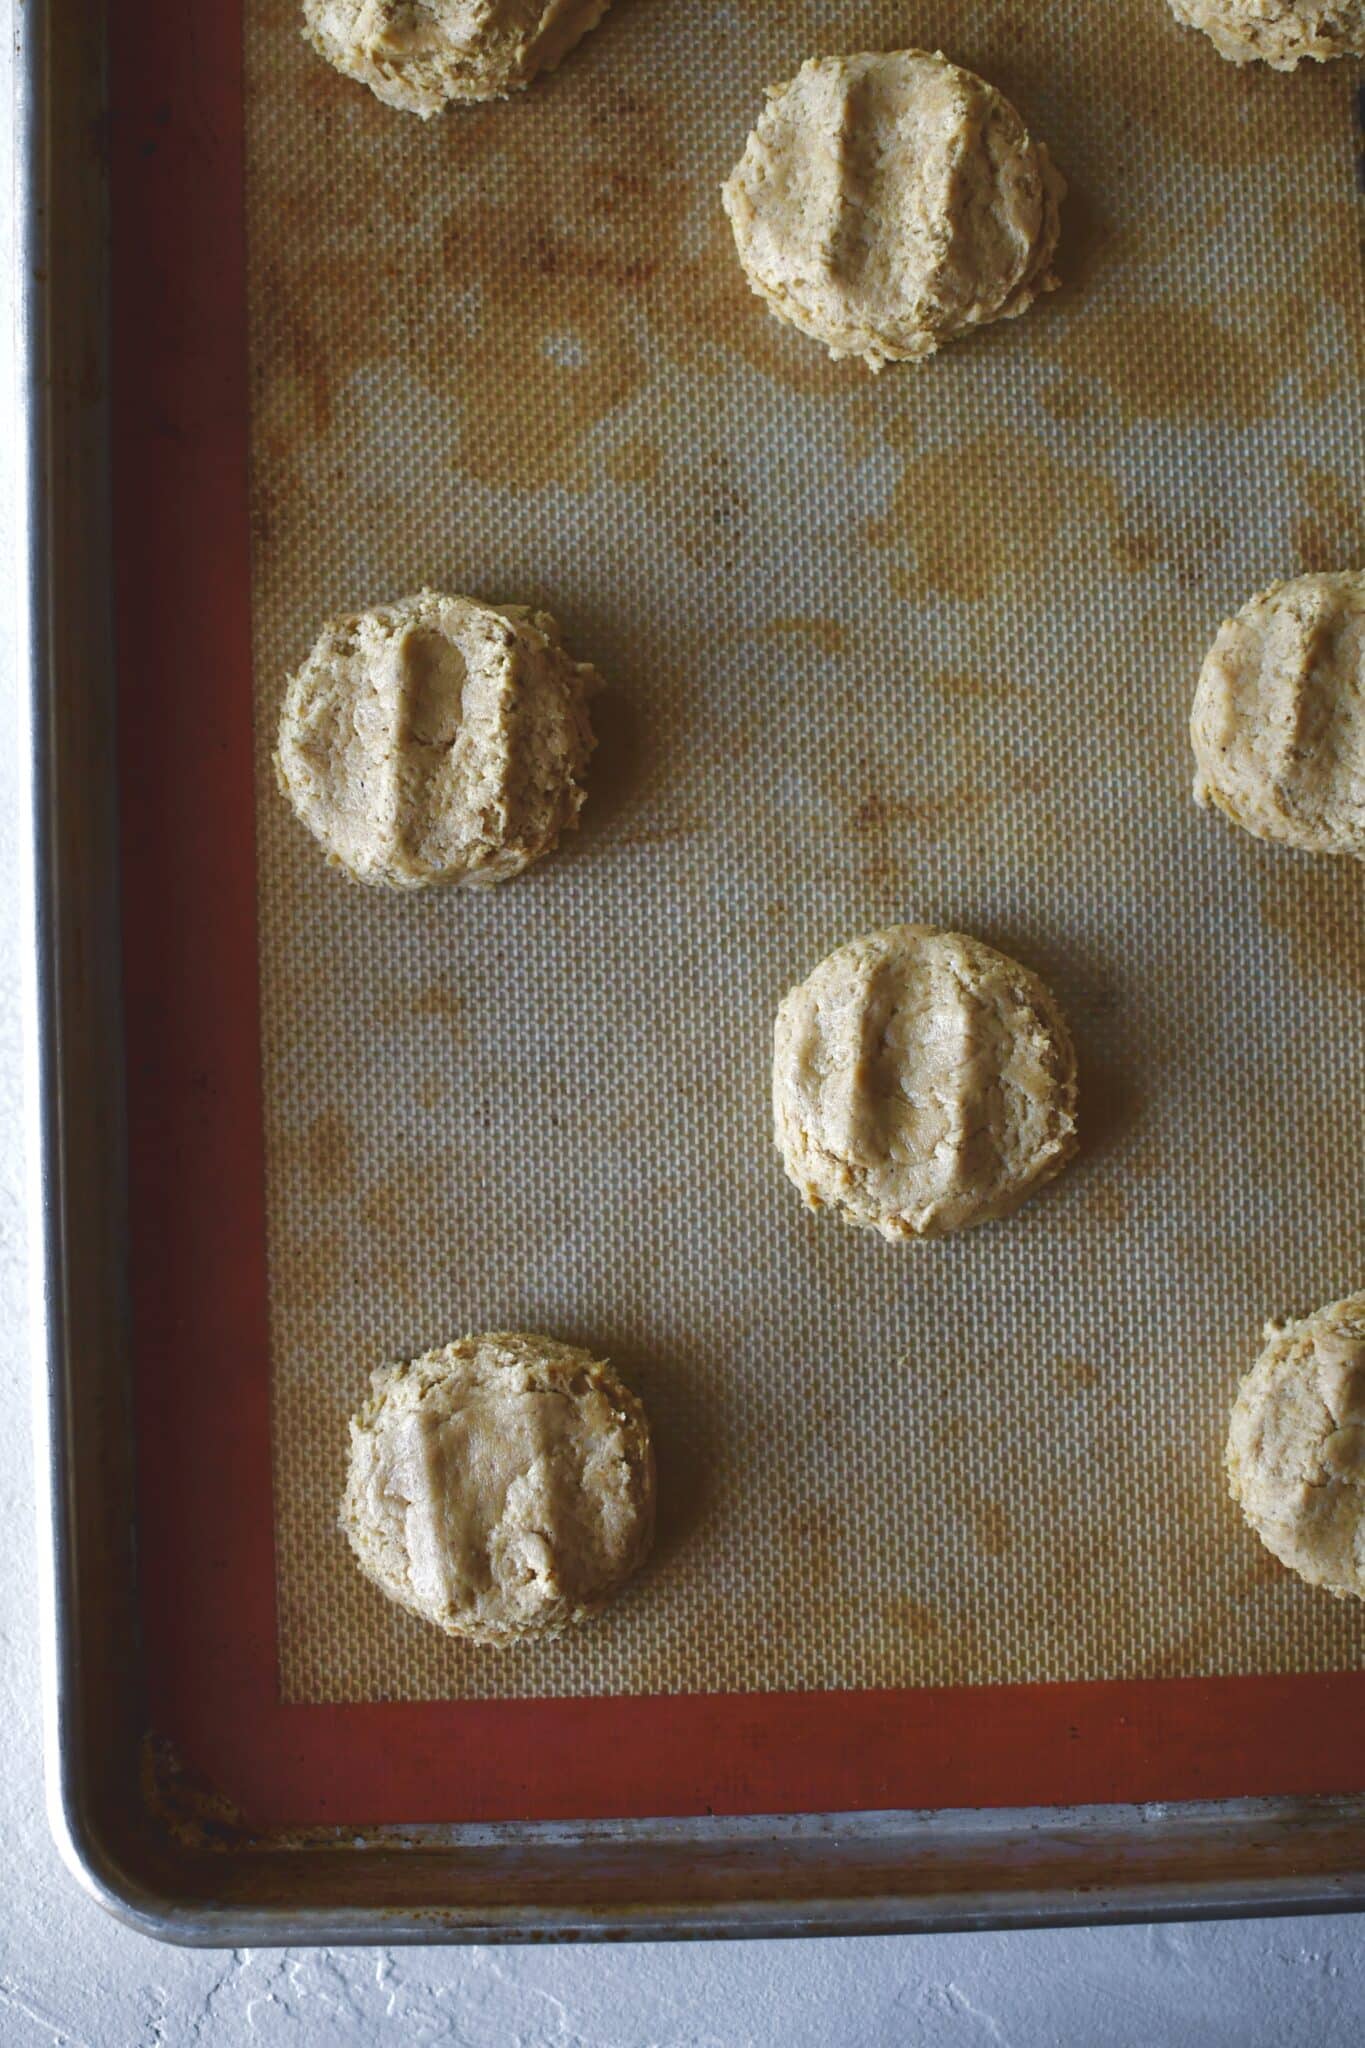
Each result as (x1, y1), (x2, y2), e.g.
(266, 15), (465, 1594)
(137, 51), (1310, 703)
(113, 0), (1365, 1823)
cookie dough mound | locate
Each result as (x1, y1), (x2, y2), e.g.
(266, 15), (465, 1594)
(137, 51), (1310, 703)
(721, 50), (1065, 371)
(773, 926), (1078, 1242)
(275, 590), (598, 888)
(1167, 0), (1365, 66)
(302, 0), (612, 114)
(1227, 1296), (1365, 1598)
(341, 1333), (655, 1643)
(1191, 570), (1365, 859)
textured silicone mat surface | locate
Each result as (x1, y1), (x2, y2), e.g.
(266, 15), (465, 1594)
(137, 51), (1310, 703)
(245, 0), (1365, 1705)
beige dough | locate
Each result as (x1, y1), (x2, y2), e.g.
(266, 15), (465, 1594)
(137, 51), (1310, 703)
(302, 0), (612, 114)
(1167, 0), (1365, 65)
(1190, 570), (1365, 859)
(341, 1333), (655, 1643)
(275, 590), (598, 889)
(720, 50), (1064, 371)
(772, 927), (1079, 1242)
(1227, 1296), (1365, 1598)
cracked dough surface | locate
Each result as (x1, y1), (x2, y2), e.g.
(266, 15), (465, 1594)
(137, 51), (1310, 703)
(1227, 1297), (1365, 1599)
(1167, 0), (1365, 65)
(721, 49), (1065, 370)
(302, 0), (612, 113)
(275, 589), (597, 888)
(1190, 570), (1365, 859)
(772, 926), (1079, 1242)
(341, 1333), (656, 1643)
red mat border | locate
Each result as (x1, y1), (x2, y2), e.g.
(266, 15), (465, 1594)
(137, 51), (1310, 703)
(110, 0), (1365, 1829)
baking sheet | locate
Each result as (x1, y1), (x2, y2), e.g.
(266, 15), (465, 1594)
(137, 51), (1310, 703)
(244, 0), (1365, 1706)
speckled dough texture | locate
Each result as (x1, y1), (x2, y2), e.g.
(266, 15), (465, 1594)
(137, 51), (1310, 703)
(275, 590), (597, 888)
(1227, 1297), (1365, 1597)
(773, 928), (1078, 1241)
(246, 0), (1365, 1706)
(721, 50), (1064, 369)
(1168, 0), (1365, 65)
(342, 1334), (655, 1641)
(302, 0), (612, 112)
(1191, 570), (1365, 858)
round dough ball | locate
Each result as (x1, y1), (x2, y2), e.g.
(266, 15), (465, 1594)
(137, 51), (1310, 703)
(341, 1333), (655, 1643)
(1190, 570), (1365, 859)
(302, 0), (612, 114)
(772, 926), (1079, 1242)
(275, 590), (598, 889)
(1167, 0), (1365, 66)
(1227, 1296), (1365, 1598)
(720, 50), (1065, 371)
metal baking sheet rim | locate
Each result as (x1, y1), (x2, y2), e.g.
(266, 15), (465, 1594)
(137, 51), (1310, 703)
(19, 0), (1365, 1940)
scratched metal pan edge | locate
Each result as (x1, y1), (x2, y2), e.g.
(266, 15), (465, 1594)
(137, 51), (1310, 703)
(20, 0), (1365, 1941)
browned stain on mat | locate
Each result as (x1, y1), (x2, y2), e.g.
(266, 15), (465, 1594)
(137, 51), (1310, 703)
(371, 983), (465, 1033)
(1311, 198), (1365, 391)
(247, 84), (458, 447)
(604, 435), (663, 484)
(926, 669), (1015, 703)
(970, 1503), (1013, 1558)
(760, 616), (847, 655)
(412, 984), (464, 1025)
(362, 1177), (407, 1235)
(842, 730), (1063, 883)
(849, 784), (977, 843)
(868, 431), (1126, 604)
(896, 1597), (942, 1639)
(1039, 373), (1116, 433)
(1109, 497), (1229, 586)
(1054, 1358), (1101, 1392)
(251, 62), (693, 489)
(438, 89), (692, 487)
(674, 448), (753, 569)
(252, 246), (395, 444)
(285, 1225), (349, 1305)
(1051, 304), (1292, 429)
(1259, 860), (1365, 996)
(1290, 462), (1365, 574)
(304, 1109), (356, 1196)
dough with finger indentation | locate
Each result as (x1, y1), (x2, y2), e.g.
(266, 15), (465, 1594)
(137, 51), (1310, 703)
(275, 589), (598, 888)
(341, 1332), (656, 1643)
(772, 926), (1079, 1242)
(1167, 0), (1365, 66)
(1190, 570), (1365, 859)
(302, 0), (612, 114)
(721, 49), (1064, 370)
(1227, 1295), (1365, 1599)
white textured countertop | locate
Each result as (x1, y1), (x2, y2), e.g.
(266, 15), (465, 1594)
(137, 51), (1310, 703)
(4, 7), (1363, 2038)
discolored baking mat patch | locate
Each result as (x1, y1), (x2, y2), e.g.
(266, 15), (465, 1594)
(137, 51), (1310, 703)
(245, 0), (1365, 1703)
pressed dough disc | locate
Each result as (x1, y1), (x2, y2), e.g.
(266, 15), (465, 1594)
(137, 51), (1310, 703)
(1227, 1296), (1365, 1598)
(1167, 0), (1365, 65)
(1190, 570), (1365, 859)
(721, 49), (1064, 370)
(275, 589), (598, 889)
(772, 925), (1079, 1242)
(341, 1332), (656, 1643)
(302, 0), (613, 113)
